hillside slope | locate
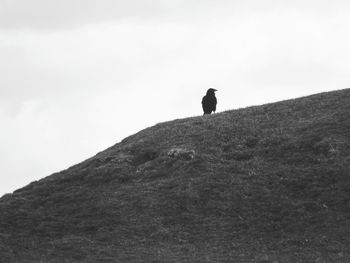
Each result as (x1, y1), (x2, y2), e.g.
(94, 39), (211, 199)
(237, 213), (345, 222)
(1, 89), (350, 262)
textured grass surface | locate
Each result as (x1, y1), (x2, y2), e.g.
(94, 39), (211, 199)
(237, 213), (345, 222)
(1, 88), (350, 262)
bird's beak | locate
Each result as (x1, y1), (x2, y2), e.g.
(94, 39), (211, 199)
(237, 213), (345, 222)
(214, 89), (218, 91)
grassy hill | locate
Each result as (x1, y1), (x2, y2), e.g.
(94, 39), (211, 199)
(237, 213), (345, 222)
(1, 89), (350, 262)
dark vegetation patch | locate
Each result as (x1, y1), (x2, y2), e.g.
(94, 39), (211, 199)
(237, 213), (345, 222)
(1, 88), (350, 262)
(132, 149), (159, 166)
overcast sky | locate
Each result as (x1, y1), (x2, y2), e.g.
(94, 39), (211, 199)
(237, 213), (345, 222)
(1, 0), (350, 196)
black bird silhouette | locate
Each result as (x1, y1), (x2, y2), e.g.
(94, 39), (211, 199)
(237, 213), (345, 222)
(202, 88), (217, 115)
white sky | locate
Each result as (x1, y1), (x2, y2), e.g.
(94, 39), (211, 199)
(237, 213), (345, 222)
(1, 0), (350, 196)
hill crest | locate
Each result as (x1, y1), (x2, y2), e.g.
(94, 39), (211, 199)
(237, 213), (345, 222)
(1, 88), (350, 262)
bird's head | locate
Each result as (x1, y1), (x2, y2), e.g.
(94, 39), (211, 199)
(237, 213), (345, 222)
(206, 88), (217, 96)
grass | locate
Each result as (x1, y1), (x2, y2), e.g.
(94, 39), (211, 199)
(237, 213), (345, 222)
(1, 88), (350, 262)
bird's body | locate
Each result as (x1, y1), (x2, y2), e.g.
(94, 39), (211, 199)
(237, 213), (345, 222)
(202, 88), (217, 114)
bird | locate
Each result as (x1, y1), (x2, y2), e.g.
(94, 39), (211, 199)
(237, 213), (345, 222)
(202, 88), (217, 115)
